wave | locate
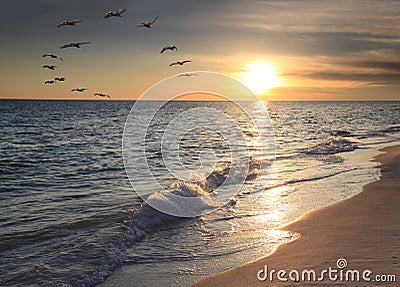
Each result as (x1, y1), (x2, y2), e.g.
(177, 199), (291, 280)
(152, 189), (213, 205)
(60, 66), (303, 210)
(76, 157), (261, 286)
(239, 167), (358, 198)
(382, 125), (400, 133)
(305, 137), (361, 155)
(76, 223), (146, 287)
(362, 131), (387, 137)
(360, 125), (400, 138)
(275, 168), (357, 189)
(130, 157), (260, 229)
(130, 182), (212, 229)
(331, 130), (352, 137)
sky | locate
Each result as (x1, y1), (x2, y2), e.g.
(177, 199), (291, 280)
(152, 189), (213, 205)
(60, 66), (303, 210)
(0, 0), (399, 101)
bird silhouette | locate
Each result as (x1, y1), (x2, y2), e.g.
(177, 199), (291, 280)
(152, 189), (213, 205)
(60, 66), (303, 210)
(57, 20), (82, 28)
(178, 73), (198, 77)
(137, 16), (158, 28)
(105, 8), (127, 19)
(161, 45), (177, 53)
(54, 77), (66, 82)
(43, 65), (57, 70)
(71, 88), (88, 92)
(45, 80), (56, 84)
(42, 54), (63, 61)
(169, 60), (192, 66)
(94, 93), (111, 99)
(60, 42), (91, 49)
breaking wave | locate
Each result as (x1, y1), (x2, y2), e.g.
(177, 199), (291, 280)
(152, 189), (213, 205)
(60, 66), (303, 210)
(305, 137), (361, 155)
(76, 157), (261, 286)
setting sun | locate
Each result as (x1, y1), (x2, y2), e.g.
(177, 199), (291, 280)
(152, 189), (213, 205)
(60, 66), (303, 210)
(239, 62), (281, 95)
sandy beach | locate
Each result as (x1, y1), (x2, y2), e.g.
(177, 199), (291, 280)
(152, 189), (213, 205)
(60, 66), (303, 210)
(191, 145), (400, 286)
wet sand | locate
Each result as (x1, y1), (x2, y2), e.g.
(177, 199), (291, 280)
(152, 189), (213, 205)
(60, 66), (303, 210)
(191, 145), (400, 286)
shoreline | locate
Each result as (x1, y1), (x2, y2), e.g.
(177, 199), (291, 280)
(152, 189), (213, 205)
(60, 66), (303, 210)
(191, 145), (400, 286)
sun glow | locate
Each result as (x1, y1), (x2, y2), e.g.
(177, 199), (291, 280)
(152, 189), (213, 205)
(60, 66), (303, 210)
(239, 62), (281, 95)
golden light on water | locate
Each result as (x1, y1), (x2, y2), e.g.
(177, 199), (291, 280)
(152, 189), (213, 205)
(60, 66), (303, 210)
(239, 62), (282, 95)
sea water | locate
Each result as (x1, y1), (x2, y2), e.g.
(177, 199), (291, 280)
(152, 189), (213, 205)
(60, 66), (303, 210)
(0, 100), (399, 287)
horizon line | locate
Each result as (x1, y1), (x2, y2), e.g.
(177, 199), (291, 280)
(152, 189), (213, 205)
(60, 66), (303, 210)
(1, 98), (399, 102)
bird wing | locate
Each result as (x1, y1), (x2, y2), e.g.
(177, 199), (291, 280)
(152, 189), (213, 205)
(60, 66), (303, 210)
(160, 47), (167, 53)
(148, 16), (158, 25)
(59, 57), (63, 61)
(117, 8), (127, 15)
(105, 12), (113, 18)
(57, 22), (66, 28)
(182, 60), (192, 64)
(169, 62), (178, 66)
(78, 41), (91, 46)
(70, 20), (81, 25)
(60, 43), (73, 49)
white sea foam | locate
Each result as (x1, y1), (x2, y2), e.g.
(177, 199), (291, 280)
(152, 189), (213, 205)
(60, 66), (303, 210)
(130, 157), (261, 229)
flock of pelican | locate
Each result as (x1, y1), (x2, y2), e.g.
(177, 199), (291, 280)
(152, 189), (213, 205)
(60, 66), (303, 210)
(42, 9), (196, 99)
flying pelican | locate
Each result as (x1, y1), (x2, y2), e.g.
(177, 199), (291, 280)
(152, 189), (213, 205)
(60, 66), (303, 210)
(45, 80), (56, 84)
(94, 93), (111, 99)
(161, 45), (177, 54)
(71, 88), (88, 92)
(60, 41), (91, 49)
(137, 16), (158, 28)
(57, 20), (82, 28)
(169, 60), (192, 67)
(105, 8), (127, 19)
(178, 73), (198, 77)
(55, 77), (66, 82)
(42, 54), (63, 61)
(43, 65), (57, 70)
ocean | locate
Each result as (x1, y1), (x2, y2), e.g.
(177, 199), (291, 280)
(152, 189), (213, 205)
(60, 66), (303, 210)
(1, 100), (399, 287)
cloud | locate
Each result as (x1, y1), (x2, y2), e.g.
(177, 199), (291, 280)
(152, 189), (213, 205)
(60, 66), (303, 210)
(293, 70), (400, 86)
(308, 71), (399, 81)
(341, 60), (400, 72)
(282, 56), (400, 87)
